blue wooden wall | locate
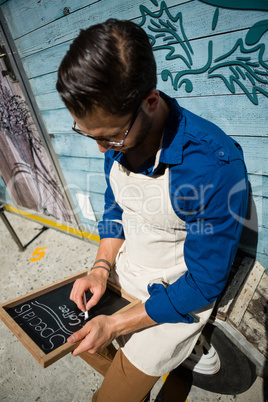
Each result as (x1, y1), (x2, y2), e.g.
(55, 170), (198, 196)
(0, 0), (267, 267)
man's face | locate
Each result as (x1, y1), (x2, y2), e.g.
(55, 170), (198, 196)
(71, 105), (153, 154)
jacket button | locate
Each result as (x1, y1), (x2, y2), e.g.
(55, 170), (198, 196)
(218, 151), (225, 157)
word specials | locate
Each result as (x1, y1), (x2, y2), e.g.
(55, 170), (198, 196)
(12, 301), (86, 352)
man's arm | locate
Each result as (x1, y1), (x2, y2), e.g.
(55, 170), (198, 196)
(68, 302), (156, 356)
(68, 236), (157, 356)
(71, 152), (125, 312)
(145, 158), (249, 324)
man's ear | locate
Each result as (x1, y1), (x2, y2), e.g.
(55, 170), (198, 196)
(143, 89), (159, 114)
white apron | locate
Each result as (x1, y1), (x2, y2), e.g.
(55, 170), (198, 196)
(109, 160), (214, 376)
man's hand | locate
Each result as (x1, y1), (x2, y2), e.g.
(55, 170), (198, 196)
(70, 237), (124, 311)
(67, 314), (116, 356)
(67, 303), (157, 357)
(70, 269), (109, 312)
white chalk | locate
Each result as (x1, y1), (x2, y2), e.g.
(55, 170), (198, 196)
(83, 292), (89, 320)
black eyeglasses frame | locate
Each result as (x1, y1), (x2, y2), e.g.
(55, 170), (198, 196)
(72, 105), (142, 147)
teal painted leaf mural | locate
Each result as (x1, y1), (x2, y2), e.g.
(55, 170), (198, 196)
(139, 1), (268, 105)
(208, 31), (268, 105)
(139, 1), (193, 69)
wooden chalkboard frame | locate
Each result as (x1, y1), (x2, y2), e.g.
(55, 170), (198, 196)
(0, 270), (140, 368)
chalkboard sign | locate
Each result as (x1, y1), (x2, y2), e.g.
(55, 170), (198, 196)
(0, 270), (139, 367)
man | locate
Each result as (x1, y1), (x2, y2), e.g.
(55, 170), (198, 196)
(56, 19), (248, 402)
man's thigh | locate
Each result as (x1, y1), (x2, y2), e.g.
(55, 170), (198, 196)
(93, 348), (160, 402)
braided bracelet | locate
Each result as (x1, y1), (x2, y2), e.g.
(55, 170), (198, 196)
(94, 259), (112, 270)
(90, 265), (110, 273)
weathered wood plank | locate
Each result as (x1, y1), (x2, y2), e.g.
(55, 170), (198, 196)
(20, 41), (71, 79)
(157, 71), (268, 103)
(61, 169), (106, 195)
(249, 174), (268, 198)
(12, 2), (266, 58)
(235, 272), (268, 358)
(237, 309), (268, 358)
(216, 257), (255, 320)
(58, 155), (104, 173)
(49, 132), (102, 159)
(179, 95), (268, 138)
(35, 72), (268, 111)
(232, 136), (268, 175)
(68, 189), (104, 222)
(1, 0), (99, 39)
(3, 0), (190, 46)
(36, 91), (65, 111)
(250, 196), (268, 229)
(255, 269), (268, 298)
(19, 22), (268, 81)
(41, 98), (268, 138)
(228, 260), (265, 327)
(42, 109), (73, 133)
(247, 277), (268, 326)
(29, 73), (58, 96)
(13, 0), (141, 57)
(255, 253), (268, 272)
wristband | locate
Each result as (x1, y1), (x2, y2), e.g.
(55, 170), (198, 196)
(94, 259), (112, 270)
(90, 265), (110, 273)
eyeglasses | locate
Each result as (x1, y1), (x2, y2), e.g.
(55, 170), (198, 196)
(72, 105), (141, 147)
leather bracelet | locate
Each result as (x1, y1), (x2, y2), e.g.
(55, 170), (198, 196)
(90, 265), (110, 273)
(94, 259), (112, 270)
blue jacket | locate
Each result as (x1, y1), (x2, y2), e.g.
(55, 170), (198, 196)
(98, 92), (248, 324)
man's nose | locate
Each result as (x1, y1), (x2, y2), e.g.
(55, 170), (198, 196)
(97, 140), (111, 153)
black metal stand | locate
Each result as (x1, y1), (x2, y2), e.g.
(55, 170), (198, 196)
(0, 205), (48, 251)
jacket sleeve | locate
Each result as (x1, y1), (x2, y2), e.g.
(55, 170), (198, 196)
(98, 154), (125, 239)
(145, 157), (248, 324)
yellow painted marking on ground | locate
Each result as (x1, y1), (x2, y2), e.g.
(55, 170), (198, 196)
(30, 247), (48, 261)
(4, 205), (100, 243)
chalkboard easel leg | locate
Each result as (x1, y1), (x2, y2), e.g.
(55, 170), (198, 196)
(0, 205), (24, 251)
(79, 343), (117, 377)
(0, 205), (48, 251)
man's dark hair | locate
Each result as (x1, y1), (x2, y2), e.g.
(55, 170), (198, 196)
(56, 19), (157, 117)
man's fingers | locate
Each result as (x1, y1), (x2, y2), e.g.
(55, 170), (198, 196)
(67, 325), (90, 344)
(71, 337), (97, 356)
(70, 292), (85, 311)
(67, 315), (113, 357)
(86, 289), (103, 309)
(69, 279), (89, 311)
(67, 324), (98, 356)
(69, 276), (106, 311)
